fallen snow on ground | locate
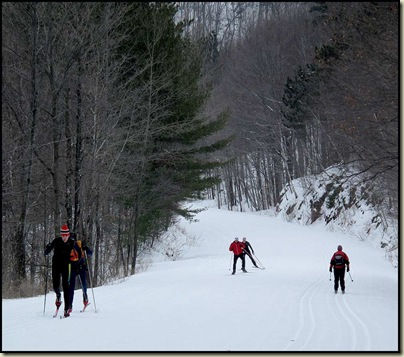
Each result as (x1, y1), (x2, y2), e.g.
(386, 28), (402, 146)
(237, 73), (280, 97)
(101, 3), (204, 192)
(2, 200), (398, 352)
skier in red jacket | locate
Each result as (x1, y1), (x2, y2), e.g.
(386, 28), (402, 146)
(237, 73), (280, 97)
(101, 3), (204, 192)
(329, 245), (350, 294)
(229, 237), (247, 275)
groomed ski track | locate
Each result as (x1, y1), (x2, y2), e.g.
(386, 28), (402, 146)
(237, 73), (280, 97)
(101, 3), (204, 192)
(2, 201), (398, 351)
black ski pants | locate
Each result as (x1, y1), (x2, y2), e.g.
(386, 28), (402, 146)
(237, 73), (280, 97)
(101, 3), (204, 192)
(233, 254), (245, 272)
(52, 260), (70, 311)
(333, 268), (346, 291)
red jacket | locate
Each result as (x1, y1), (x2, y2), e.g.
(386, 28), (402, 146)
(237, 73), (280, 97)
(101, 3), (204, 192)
(229, 241), (245, 255)
(330, 250), (350, 269)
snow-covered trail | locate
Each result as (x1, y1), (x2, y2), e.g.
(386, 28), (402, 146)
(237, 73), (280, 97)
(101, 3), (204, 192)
(2, 201), (398, 352)
(181, 204), (398, 351)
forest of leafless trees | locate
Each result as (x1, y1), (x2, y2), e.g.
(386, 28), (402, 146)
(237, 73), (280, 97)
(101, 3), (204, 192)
(2, 2), (398, 298)
(177, 2), (398, 213)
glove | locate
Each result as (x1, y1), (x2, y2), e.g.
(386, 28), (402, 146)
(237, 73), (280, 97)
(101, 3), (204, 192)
(347, 267), (350, 272)
(329, 267), (332, 272)
(44, 243), (52, 256)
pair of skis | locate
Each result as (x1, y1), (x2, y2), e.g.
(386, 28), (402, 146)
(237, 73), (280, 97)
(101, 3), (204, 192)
(53, 302), (91, 318)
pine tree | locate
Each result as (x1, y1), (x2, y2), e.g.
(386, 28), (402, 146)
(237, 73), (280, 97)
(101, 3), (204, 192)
(111, 3), (231, 268)
(281, 64), (319, 135)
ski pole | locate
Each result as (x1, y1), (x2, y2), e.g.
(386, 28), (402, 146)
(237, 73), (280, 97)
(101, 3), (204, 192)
(243, 249), (255, 264)
(229, 253), (233, 271)
(43, 255), (49, 316)
(348, 271), (353, 282)
(252, 253), (265, 269)
(329, 271), (331, 281)
(249, 250), (265, 269)
(85, 251), (97, 312)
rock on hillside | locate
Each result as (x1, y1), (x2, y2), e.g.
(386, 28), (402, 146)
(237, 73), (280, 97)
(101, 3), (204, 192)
(276, 165), (398, 267)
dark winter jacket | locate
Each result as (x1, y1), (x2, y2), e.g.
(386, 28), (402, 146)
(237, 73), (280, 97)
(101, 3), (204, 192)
(44, 237), (76, 265)
(229, 241), (245, 256)
(330, 250), (350, 270)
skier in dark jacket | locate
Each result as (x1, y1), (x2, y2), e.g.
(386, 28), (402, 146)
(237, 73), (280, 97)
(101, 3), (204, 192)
(68, 233), (93, 313)
(229, 237), (247, 274)
(329, 245), (350, 294)
(242, 237), (258, 268)
(44, 224), (76, 317)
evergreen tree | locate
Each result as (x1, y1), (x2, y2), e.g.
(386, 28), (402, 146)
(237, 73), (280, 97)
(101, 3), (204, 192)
(111, 2), (231, 270)
(281, 63), (319, 135)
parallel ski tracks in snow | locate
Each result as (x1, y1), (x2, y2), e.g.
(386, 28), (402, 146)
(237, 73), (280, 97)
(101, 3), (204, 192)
(279, 276), (372, 351)
(282, 276), (324, 351)
(342, 296), (372, 350)
(335, 290), (372, 350)
(296, 277), (324, 351)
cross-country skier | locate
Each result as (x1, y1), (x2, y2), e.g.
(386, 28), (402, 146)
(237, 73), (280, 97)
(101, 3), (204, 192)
(242, 237), (259, 268)
(329, 245), (350, 294)
(44, 224), (76, 317)
(67, 233), (93, 313)
(229, 237), (247, 274)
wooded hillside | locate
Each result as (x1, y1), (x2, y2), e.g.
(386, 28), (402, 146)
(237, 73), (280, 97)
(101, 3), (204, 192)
(2, 2), (398, 298)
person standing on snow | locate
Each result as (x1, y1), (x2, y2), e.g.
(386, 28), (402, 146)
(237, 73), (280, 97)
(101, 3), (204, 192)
(229, 237), (247, 274)
(329, 245), (350, 294)
(242, 237), (258, 268)
(44, 224), (76, 317)
(67, 232), (93, 313)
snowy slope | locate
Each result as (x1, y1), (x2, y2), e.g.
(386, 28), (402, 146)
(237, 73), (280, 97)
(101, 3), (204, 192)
(2, 200), (398, 352)
(276, 165), (398, 267)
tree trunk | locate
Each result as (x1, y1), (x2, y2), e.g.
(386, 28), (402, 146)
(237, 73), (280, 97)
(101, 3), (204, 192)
(74, 56), (83, 232)
(64, 87), (73, 228)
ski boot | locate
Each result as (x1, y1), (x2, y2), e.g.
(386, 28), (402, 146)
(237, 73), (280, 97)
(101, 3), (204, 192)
(55, 294), (62, 308)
